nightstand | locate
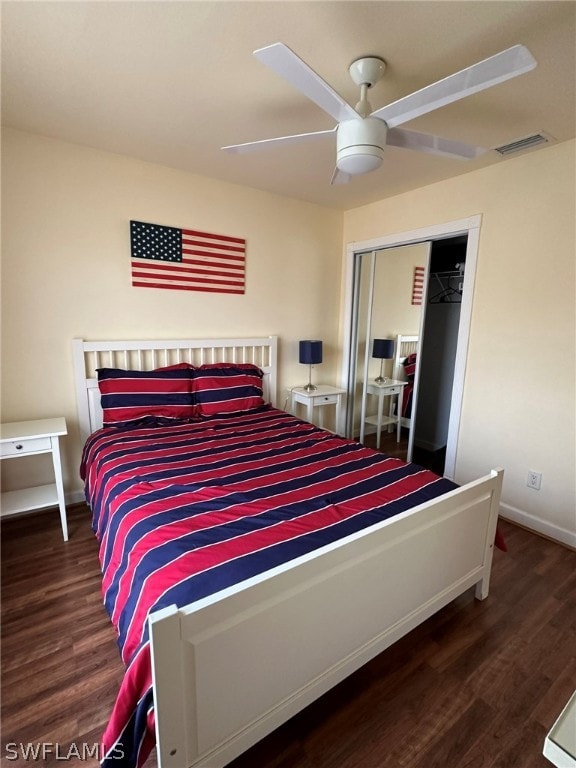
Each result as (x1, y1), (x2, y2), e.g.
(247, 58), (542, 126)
(0, 417), (68, 541)
(360, 380), (407, 449)
(544, 690), (576, 767)
(291, 385), (346, 434)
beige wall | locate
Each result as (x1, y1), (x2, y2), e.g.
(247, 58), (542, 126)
(3, 128), (574, 547)
(1, 128), (342, 496)
(343, 139), (576, 545)
(371, 244), (423, 355)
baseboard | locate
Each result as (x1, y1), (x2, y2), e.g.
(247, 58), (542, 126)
(499, 503), (576, 549)
(413, 438), (444, 453)
(66, 489), (86, 506)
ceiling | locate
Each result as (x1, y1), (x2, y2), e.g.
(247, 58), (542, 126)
(2, 1), (575, 210)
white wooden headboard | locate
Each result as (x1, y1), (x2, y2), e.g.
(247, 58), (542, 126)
(72, 336), (278, 446)
(393, 334), (419, 381)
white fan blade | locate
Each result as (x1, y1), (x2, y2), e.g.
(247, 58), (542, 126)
(387, 127), (487, 160)
(223, 127), (336, 154)
(254, 42), (359, 123)
(372, 45), (537, 129)
(330, 167), (351, 185)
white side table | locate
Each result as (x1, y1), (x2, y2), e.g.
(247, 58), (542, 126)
(291, 385), (346, 434)
(360, 380), (407, 449)
(544, 690), (576, 767)
(0, 417), (68, 541)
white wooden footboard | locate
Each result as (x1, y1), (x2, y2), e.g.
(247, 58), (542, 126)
(149, 468), (503, 768)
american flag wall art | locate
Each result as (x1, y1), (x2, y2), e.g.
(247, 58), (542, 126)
(130, 220), (246, 294)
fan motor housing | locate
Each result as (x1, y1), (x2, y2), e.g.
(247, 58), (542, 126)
(337, 117), (388, 175)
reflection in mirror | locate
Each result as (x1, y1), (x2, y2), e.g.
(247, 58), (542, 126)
(346, 243), (430, 463)
(345, 249), (372, 440)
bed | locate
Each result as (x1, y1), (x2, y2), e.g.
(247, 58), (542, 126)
(391, 333), (419, 428)
(72, 336), (503, 768)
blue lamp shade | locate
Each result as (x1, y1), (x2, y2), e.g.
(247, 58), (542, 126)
(372, 338), (394, 384)
(372, 338), (394, 360)
(299, 340), (323, 365)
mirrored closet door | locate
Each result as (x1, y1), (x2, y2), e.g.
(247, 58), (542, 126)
(345, 243), (430, 462)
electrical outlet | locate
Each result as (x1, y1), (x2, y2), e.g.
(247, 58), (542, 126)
(527, 471), (542, 490)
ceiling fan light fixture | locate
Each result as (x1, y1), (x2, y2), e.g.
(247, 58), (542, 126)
(337, 150), (383, 175)
(226, 42), (538, 185)
(336, 117), (387, 175)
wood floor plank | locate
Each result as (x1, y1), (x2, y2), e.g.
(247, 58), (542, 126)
(1, 505), (575, 768)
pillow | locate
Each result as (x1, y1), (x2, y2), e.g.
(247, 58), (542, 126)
(192, 363), (264, 417)
(403, 353), (417, 382)
(97, 365), (194, 425)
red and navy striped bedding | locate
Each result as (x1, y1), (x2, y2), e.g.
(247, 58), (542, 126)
(81, 406), (456, 768)
(401, 352), (417, 419)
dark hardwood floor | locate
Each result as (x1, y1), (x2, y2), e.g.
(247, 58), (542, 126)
(1, 504), (575, 767)
(361, 429), (410, 463)
(362, 428), (446, 474)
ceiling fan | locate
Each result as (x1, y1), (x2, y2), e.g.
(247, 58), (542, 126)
(222, 43), (537, 184)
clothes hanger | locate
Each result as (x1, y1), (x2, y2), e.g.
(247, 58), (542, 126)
(429, 285), (462, 304)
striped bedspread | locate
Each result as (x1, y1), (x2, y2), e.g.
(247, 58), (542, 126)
(81, 406), (456, 768)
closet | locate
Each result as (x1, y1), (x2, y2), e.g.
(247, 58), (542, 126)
(342, 214), (482, 480)
(411, 236), (467, 473)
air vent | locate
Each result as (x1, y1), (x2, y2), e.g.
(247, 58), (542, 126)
(494, 132), (552, 156)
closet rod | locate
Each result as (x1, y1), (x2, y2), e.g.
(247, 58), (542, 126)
(432, 268), (464, 278)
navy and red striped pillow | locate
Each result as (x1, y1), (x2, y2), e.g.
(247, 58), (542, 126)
(98, 365), (194, 425)
(403, 353), (417, 381)
(192, 364), (264, 417)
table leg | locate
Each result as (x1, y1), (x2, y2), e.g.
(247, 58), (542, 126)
(51, 436), (68, 541)
(376, 391), (383, 450)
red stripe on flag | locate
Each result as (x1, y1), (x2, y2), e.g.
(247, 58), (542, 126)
(132, 281), (244, 294)
(181, 249), (245, 263)
(132, 270), (243, 286)
(133, 259), (243, 279)
(182, 239), (245, 254)
(182, 257), (244, 271)
(181, 228), (245, 245)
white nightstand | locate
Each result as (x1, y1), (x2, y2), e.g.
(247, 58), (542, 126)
(544, 690), (576, 767)
(360, 380), (407, 449)
(0, 417), (68, 541)
(290, 385), (346, 434)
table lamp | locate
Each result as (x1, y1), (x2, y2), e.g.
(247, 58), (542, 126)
(299, 340), (322, 392)
(372, 338), (394, 384)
